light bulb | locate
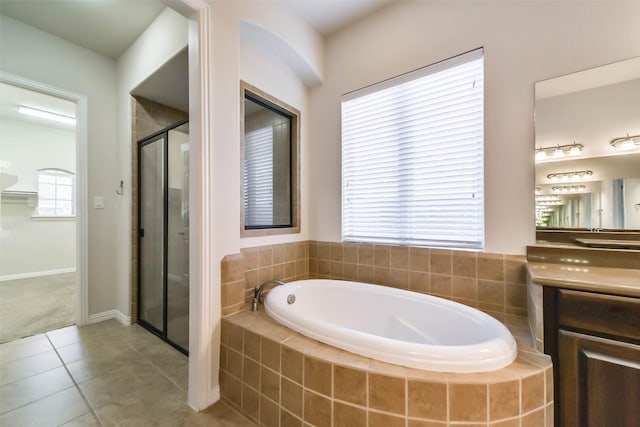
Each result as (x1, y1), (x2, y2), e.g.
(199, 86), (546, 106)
(620, 138), (636, 151)
(535, 150), (547, 161)
(569, 145), (581, 156)
(553, 147), (564, 158)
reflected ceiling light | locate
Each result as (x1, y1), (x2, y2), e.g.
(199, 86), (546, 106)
(547, 170), (592, 182)
(610, 134), (639, 151)
(552, 185), (586, 193)
(535, 142), (583, 162)
(17, 106), (75, 125)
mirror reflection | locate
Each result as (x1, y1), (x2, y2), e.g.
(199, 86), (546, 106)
(243, 94), (292, 229)
(535, 57), (640, 230)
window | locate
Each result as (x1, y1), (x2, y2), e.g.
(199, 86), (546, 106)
(241, 81), (300, 237)
(36, 168), (75, 217)
(341, 49), (484, 250)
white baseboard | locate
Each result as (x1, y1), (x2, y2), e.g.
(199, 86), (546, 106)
(0, 268), (76, 282)
(88, 309), (132, 326)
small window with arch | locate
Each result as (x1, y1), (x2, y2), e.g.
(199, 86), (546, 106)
(35, 168), (76, 217)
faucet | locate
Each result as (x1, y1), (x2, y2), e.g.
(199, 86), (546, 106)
(251, 280), (284, 311)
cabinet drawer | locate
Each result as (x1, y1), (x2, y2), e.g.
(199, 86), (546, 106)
(557, 289), (640, 342)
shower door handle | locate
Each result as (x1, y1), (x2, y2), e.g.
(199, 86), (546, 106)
(139, 228), (145, 238)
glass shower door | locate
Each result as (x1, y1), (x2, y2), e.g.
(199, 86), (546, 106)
(138, 135), (165, 333)
(166, 123), (189, 350)
(137, 120), (189, 354)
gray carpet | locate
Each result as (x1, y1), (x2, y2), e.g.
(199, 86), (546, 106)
(0, 272), (76, 343)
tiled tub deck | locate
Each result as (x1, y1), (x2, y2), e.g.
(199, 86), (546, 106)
(220, 309), (553, 427)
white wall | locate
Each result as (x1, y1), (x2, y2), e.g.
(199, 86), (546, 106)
(624, 178), (640, 229)
(308, 1), (640, 254)
(0, 14), (118, 314)
(0, 118), (76, 277)
(115, 7), (188, 317)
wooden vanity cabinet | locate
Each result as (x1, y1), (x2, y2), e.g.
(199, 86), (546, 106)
(543, 287), (640, 427)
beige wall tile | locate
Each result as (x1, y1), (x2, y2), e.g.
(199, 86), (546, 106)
(334, 365), (366, 406)
(388, 268), (409, 289)
(260, 394), (280, 427)
(222, 254), (246, 283)
(410, 247), (429, 272)
(374, 245), (391, 268)
(407, 380), (446, 420)
(261, 366), (280, 403)
(478, 254), (505, 281)
(408, 420), (446, 427)
(390, 246), (409, 270)
(452, 276), (478, 300)
(359, 244), (374, 265)
(504, 256), (526, 284)
(331, 243), (344, 261)
(304, 356), (332, 397)
(343, 243), (359, 263)
(226, 348), (243, 379)
(430, 250), (452, 275)
(242, 247), (260, 270)
(318, 242), (331, 260)
(490, 419), (519, 427)
(359, 265), (375, 283)
(521, 372), (544, 413)
(368, 411), (405, 427)
(243, 357), (260, 390)
(452, 251), (477, 278)
(221, 371), (241, 408)
(259, 246), (274, 267)
(242, 384), (259, 420)
(281, 377), (302, 417)
(281, 409), (302, 427)
(521, 407), (545, 427)
(409, 271), (430, 293)
(449, 383), (487, 422)
(430, 274), (452, 297)
(545, 367), (553, 404)
(222, 322), (243, 352)
(244, 330), (261, 361)
(505, 284), (526, 309)
(281, 346), (303, 384)
(303, 390), (331, 427)
(285, 242), (298, 262)
(333, 401), (365, 427)
(478, 280), (505, 307)
(262, 338), (281, 372)
(273, 244), (286, 264)
(489, 380), (519, 420)
(368, 373), (405, 415)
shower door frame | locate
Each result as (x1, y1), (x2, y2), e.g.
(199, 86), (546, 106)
(137, 119), (189, 355)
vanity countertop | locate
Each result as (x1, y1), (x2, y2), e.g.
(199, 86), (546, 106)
(527, 262), (640, 298)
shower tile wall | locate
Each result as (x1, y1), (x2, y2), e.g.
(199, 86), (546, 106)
(130, 97), (188, 321)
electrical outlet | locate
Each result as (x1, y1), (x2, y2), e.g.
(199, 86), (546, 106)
(94, 196), (104, 209)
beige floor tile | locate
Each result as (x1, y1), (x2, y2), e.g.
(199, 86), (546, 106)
(59, 412), (101, 427)
(0, 333), (53, 364)
(0, 386), (90, 427)
(0, 349), (62, 385)
(0, 366), (74, 414)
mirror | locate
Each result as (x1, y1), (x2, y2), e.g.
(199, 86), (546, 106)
(534, 57), (640, 230)
(240, 81), (300, 236)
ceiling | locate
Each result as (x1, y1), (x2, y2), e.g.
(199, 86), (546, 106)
(0, 0), (166, 59)
(0, 0), (393, 60)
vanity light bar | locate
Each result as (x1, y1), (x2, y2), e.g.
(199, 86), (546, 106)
(610, 134), (640, 151)
(537, 200), (562, 206)
(535, 142), (583, 161)
(552, 185), (586, 193)
(547, 170), (592, 182)
(536, 195), (561, 201)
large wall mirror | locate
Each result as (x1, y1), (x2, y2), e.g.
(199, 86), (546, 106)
(240, 81), (300, 237)
(534, 57), (640, 231)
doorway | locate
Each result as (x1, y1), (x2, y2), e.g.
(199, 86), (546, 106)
(137, 120), (189, 354)
(0, 79), (84, 343)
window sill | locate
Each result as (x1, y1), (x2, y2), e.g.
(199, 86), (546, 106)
(31, 216), (76, 221)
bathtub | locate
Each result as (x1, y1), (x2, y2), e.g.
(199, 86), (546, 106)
(265, 279), (517, 372)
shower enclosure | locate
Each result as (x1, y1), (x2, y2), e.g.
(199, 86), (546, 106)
(137, 121), (189, 354)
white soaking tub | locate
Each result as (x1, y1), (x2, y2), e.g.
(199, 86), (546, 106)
(264, 279), (517, 373)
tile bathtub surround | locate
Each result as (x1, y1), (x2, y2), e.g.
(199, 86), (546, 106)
(240, 242), (309, 298)
(308, 241), (528, 322)
(220, 310), (554, 427)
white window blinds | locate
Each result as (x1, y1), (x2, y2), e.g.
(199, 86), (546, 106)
(341, 49), (484, 250)
(244, 126), (274, 226)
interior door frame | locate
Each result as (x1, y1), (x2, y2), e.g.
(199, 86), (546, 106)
(137, 120), (189, 355)
(0, 71), (89, 326)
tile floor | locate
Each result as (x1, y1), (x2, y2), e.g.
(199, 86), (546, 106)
(0, 319), (255, 427)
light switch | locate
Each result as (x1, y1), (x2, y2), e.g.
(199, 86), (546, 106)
(94, 196), (104, 209)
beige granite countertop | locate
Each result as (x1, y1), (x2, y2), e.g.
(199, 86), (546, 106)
(527, 262), (640, 298)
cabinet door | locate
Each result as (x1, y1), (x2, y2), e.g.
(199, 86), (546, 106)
(559, 329), (640, 427)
